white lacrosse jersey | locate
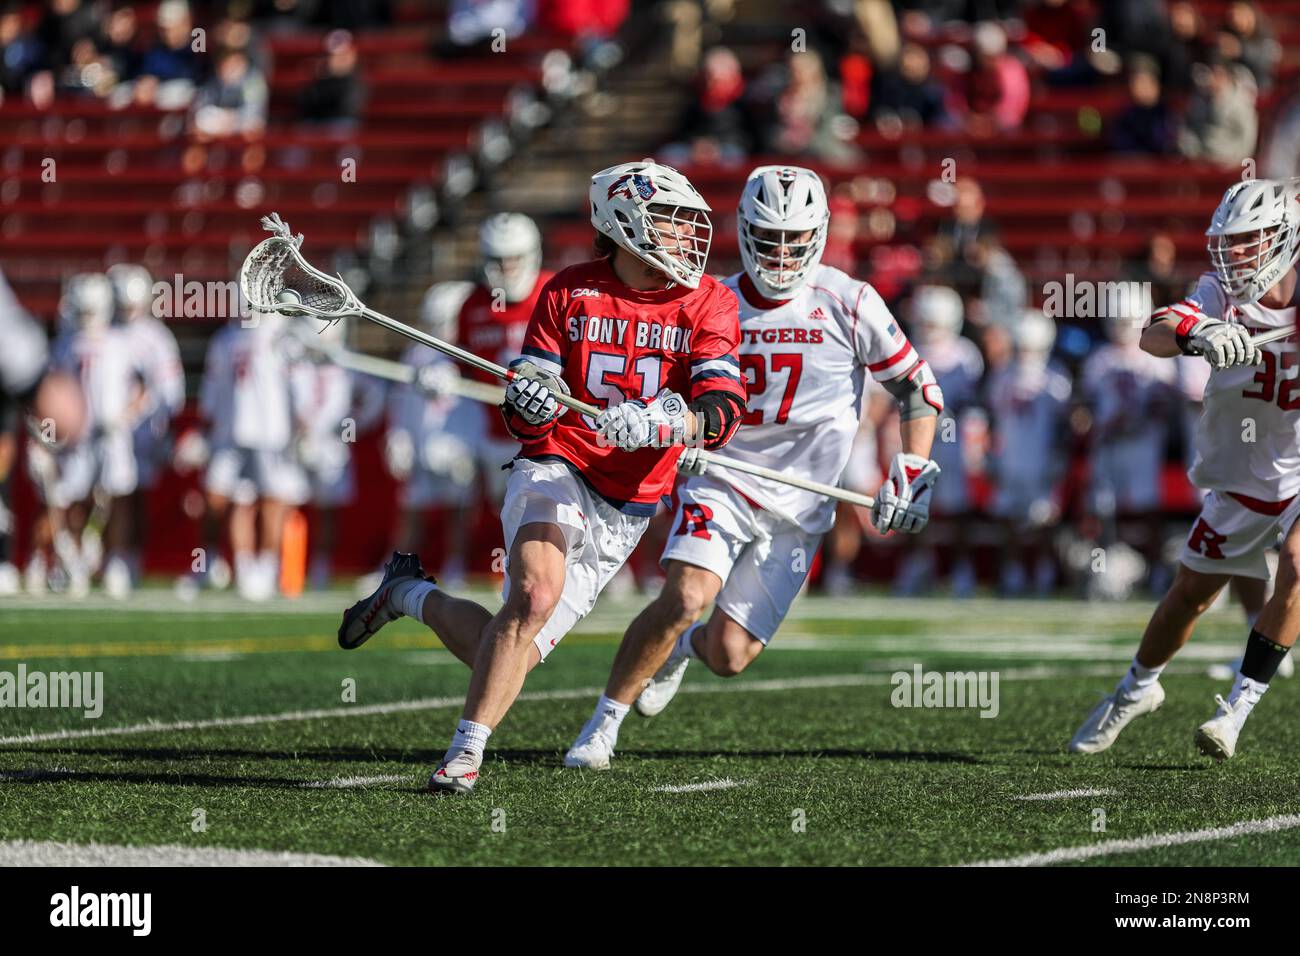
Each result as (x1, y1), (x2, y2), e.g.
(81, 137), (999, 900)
(50, 326), (137, 437)
(124, 316), (184, 420)
(986, 359), (1072, 487)
(714, 265), (922, 533)
(1178, 271), (1300, 501)
(1082, 343), (1176, 448)
(199, 320), (296, 452)
(920, 333), (984, 489)
(387, 345), (487, 468)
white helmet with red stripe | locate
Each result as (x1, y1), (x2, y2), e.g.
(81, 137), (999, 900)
(1206, 178), (1300, 304)
(479, 212), (542, 303)
(589, 160), (713, 289)
(738, 165), (829, 300)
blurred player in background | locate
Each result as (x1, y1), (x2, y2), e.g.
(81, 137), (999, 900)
(39, 274), (143, 597)
(987, 310), (1071, 596)
(384, 280), (480, 586)
(893, 285), (984, 597)
(1070, 179), (1300, 759)
(456, 213), (551, 506)
(197, 311), (306, 601)
(337, 160), (747, 794)
(107, 264), (184, 592)
(565, 165), (943, 770)
(1078, 290), (1178, 598)
(820, 384), (892, 595)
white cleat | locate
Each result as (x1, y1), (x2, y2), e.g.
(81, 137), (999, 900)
(337, 551), (426, 649)
(635, 653), (691, 718)
(1068, 682), (1166, 754)
(103, 557), (132, 601)
(0, 562), (19, 596)
(564, 714), (619, 770)
(1195, 694), (1243, 761)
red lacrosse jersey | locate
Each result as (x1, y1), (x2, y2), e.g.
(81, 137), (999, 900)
(515, 258), (745, 513)
(457, 272), (554, 441)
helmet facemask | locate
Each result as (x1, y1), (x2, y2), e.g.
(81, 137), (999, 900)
(738, 221), (827, 297)
(1208, 222), (1299, 303)
(483, 249), (541, 303)
(636, 202), (712, 288)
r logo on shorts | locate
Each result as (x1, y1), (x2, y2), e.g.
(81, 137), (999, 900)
(1187, 518), (1228, 559)
(675, 503), (713, 539)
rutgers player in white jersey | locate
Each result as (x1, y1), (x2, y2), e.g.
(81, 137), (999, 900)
(1080, 291), (1178, 588)
(106, 264), (184, 597)
(1070, 179), (1300, 759)
(564, 166), (943, 769)
(383, 280), (482, 584)
(41, 274), (142, 597)
(199, 312), (306, 600)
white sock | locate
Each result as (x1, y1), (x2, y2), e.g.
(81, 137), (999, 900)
(448, 719), (491, 759)
(1117, 657), (1165, 700)
(1224, 674), (1268, 728)
(392, 578), (438, 620)
(591, 695), (630, 745)
(258, 550), (279, 591)
(674, 622), (702, 661)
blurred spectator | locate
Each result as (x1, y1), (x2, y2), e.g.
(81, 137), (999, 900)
(190, 46), (268, 139)
(1097, 0), (1173, 63)
(36, 0), (97, 72)
(1, 8), (48, 102)
(1162, 1), (1211, 93)
(54, 31), (118, 99)
(537, 0), (627, 72)
(98, 6), (142, 84)
(1217, 1), (1279, 92)
(1263, 90), (1300, 180)
(1022, 0), (1095, 73)
(821, 186), (860, 274)
(664, 46), (751, 164)
(1177, 54), (1257, 166)
(748, 50), (858, 163)
(446, 0), (532, 49)
(137, 0), (207, 106)
(812, 0), (899, 69)
(1123, 231), (1188, 307)
(1110, 56), (1175, 155)
(928, 178), (999, 289)
(957, 22), (1030, 133)
(299, 30), (366, 128)
(869, 42), (947, 130)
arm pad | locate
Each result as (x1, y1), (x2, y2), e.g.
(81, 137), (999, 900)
(881, 359), (944, 421)
(688, 389), (746, 450)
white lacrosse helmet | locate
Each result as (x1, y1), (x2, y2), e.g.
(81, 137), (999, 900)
(419, 280), (475, 342)
(479, 213), (542, 303)
(911, 285), (964, 341)
(590, 160), (712, 289)
(106, 263), (153, 321)
(59, 273), (115, 333)
(1014, 309), (1056, 359)
(1206, 179), (1300, 304)
(737, 165), (829, 300)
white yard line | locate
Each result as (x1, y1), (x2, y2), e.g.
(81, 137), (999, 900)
(1012, 788), (1118, 802)
(963, 814), (1300, 866)
(300, 774), (410, 789)
(0, 666), (1128, 748)
(0, 839), (385, 867)
(652, 778), (748, 794)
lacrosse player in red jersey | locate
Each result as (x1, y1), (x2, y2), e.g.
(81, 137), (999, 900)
(337, 161), (747, 793)
(1069, 178), (1300, 759)
(563, 165), (944, 771)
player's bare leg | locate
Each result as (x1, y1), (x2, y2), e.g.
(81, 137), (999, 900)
(1197, 525), (1300, 759)
(823, 500), (863, 595)
(565, 561), (722, 769)
(418, 584), (495, 667)
(691, 610), (764, 677)
(1070, 563), (1228, 753)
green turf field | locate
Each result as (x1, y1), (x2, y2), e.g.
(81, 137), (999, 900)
(1, 589), (1298, 866)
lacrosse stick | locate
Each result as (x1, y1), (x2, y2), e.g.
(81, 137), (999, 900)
(289, 324), (507, 405)
(1249, 326), (1296, 348)
(240, 213), (875, 509)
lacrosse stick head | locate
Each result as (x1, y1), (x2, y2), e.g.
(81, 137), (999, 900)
(239, 213), (363, 322)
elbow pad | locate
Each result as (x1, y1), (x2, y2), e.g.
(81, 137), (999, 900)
(882, 359), (944, 421)
(688, 390), (745, 450)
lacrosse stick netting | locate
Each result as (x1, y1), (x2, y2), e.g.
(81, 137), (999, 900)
(239, 212), (363, 319)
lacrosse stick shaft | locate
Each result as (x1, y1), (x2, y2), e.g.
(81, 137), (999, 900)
(697, 454), (876, 509)
(323, 346), (506, 405)
(1249, 326), (1296, 348)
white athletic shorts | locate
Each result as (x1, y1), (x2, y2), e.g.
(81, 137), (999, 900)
(49, 431), (138, 506)
(304, 457), (355, 508)
(660, 474), (821, 644)
(500, 458), (648, 662)
(1179, 489), (1300, 580)
(205, 445), (307, 506)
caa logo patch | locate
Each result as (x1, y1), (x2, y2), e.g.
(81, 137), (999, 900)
(572, 288), (600, 298)
(608, 174), (657, 202)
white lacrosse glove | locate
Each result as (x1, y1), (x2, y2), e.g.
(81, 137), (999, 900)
(596, 388), (688, 451)
(415, 362), (460, 401)
(677, 445), (708, 476)
(1178, 314), (1259, 369)
(505, 361), (569, 427)
(872, 453), (941, 534)
(385, 429), (415, 480)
